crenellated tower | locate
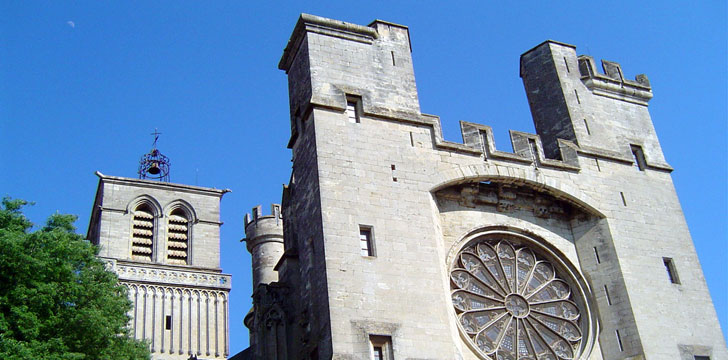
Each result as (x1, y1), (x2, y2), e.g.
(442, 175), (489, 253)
(240, 204), (290, 360)
(520, 40), (671, 171)
(243, 204), (284, 288)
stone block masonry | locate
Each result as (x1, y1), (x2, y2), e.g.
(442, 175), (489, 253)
(239, 14), (727, 360)
(87, 172), (231, 360)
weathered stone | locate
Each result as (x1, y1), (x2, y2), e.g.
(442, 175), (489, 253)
(87, 172), (231, 360)
(239, 14), (727, 360)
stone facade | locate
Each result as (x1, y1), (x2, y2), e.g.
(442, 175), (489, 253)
(87, 172), (231, 359)
(239, 14), (727, 360)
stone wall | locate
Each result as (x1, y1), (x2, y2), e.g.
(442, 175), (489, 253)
(245, 14), (728, 360)
(88, 173), (231, 360)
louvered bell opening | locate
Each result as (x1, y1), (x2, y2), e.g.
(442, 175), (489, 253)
(131, 206), (154, 261)
(167, 211), (189, 264)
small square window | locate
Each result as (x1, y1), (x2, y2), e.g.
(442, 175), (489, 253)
(360, 226), (375, 257)
(369, 335), (392, 360)
(663, 257), (680, 284)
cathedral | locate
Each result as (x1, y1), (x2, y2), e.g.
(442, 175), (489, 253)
(86, 13), (727, 360)
(236, 14), (726, 360)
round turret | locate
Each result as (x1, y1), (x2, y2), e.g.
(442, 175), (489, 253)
(243, 204), (284, 288)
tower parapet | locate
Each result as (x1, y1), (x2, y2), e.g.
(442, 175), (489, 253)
(520, 40), (670, 169)
(243, 204), (284, 288)
(577, 56), (652, 105)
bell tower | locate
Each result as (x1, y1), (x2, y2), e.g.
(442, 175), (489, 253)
(87, 133), (232, 360)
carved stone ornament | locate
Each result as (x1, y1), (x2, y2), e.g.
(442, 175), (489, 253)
(114, 263), (231, 290)
(451, 236), (588, 360)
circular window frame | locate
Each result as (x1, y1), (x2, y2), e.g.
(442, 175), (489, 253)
(448, 227), (597, 360)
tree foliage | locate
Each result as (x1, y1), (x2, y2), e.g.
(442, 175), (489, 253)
(0, 198), (150, 359)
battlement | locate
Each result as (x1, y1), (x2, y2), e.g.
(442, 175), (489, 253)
(243, 204), (283, 252)
(277, 15), (672, 172)
(577, 55), (652, 105)
(429, 115), (583, 171)
(244, 203), (282, 227)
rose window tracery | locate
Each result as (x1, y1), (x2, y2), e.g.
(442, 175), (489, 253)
(451, 237), (584, 360)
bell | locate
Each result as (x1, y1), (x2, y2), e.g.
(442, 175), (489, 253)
(148, 162), (161, 175)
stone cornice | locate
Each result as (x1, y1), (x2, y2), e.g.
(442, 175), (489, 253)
(279, 13), (378, 72)
(95, 171), (231, 198)
(102, 258), (231, 290)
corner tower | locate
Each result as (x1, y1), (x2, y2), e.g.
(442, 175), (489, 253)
(519, 40), (671, 170)
(87, 142), (231, 360)
(243, 204), (284, 288)
(279, 14), (421, 147)
(241, 204), (286, 360)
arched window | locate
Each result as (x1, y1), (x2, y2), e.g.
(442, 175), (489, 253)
(131, 204), (155, 261)
(167, 208), (189, 264)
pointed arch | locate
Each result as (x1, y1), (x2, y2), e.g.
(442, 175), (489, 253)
(164, 199), (198, 223)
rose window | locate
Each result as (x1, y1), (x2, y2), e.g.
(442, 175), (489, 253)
(451, 238), (584, 360)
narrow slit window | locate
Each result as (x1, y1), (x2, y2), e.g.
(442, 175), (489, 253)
(564, 56), (570, 73)
(574, 89), (581, 104)
(594, 247), (601, 264)
(131, 204), (154, 261)
(167, 209), (190, 265)
(360, 226), (375, 257)
(604, 285), (612, 305)
(584, 119), (591, 135)
(663, 257), (680, 284)
(391, 51), (396, 66)
(620, 192), (627, 206)
(616, 330), (624, 352)
(165, 315), (172, 330)
(391, 164), (397, 182)
(595, 158), (601, 172)
(630, 144), (646, 171)
(409, 132), (414, 147)
(346, 97), (360, 123)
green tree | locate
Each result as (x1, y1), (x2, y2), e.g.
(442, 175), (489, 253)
(0, 198), (150, 360)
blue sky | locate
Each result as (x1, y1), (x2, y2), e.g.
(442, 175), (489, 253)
(1, 1), (725, 354)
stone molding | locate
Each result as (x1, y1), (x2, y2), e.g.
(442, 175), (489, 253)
(430, 163), (604, 218)
(104, 258), (231, 290)
(279, 13), (379, 71)
(95, 171), (231, 198)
